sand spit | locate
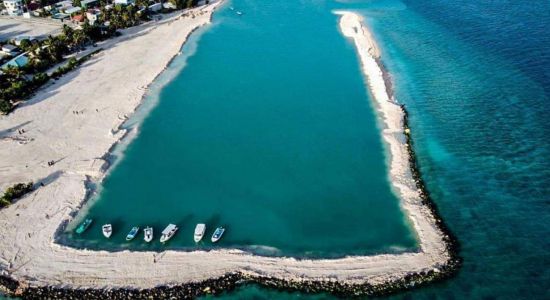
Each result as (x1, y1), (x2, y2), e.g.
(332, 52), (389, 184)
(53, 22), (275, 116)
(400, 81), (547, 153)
(0, 7), (459, 298)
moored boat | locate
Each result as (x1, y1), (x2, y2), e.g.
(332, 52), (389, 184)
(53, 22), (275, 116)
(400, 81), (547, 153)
(144, 226), (153, 243)
(211, 227), (225, 243)
(194, 223), (206, 242)
(160, 224), (178, 243)
(75, 219), (92, 234)
(102, 224), (112, 238)
(126, 226), (140, 241)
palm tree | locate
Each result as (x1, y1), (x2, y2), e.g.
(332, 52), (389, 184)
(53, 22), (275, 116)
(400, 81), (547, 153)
(44, 36), (66, 62)
(62, 24), (75, 43)
(3, 66), (24, 82)
(73, 30), (88, 50)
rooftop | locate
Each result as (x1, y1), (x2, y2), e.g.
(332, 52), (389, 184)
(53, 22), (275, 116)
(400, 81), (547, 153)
(1, 53), (29, 69)
(65, 6), (81, 14)
(1, 44), (18, 52)
(71, 14), (85, 22)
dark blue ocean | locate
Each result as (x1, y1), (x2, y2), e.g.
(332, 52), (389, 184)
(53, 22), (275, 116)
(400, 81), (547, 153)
(204, 0), (550, 299)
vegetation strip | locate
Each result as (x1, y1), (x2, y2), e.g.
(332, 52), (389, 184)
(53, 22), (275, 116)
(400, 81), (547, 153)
(0, 25), (117, 114)
(0, 182), (33, 208)
(50, 48), (103, 78)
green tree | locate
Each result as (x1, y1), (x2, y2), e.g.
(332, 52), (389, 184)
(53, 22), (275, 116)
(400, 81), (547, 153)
(3, 66), (24, 82)
(32, 72), (49, 86)
(62, 25), (75, 44)
(168, 0), (182, 9)
(44, 36), (67, 62)
(18, 39), (32, 51)
(0, 182), (33, 208)
(0, 99), (12, 114)
(73, 30), (88, 48)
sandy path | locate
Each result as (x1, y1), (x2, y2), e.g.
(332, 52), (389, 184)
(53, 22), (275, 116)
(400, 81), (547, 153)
(0, 15), (67, 41)
(0, 8), (450, 290)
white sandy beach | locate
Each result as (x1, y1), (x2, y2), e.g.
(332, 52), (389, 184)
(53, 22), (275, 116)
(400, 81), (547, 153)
(0, 6), (450, 292)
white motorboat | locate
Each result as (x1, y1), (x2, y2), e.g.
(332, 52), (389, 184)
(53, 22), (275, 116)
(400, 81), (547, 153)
(194, 223), (206, 243)
(211, 227), (225, 243)
(160, 224), (178, 243)
(102, 224), (112, 238)
(144, 226), (153, 243)
(126, 226), (140, 241)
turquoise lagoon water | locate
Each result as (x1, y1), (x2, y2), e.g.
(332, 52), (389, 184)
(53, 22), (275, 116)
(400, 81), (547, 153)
(66, 0), (550, 299)
(66, 0), (416, 257)
(208, 0), (550, 299)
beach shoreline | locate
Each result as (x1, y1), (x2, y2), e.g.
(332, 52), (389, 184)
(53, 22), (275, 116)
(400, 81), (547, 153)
(0, 7), (459, 298)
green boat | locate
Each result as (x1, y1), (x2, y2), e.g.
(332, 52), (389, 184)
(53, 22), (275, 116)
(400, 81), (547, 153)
(75, 219), (93, 234)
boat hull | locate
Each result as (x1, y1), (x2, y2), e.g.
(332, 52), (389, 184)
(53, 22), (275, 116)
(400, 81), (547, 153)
(211, 227), (225, 243)
(126, 227), (140, 241)
(160, 224), (178, 243)
(75, 219), (93, 234)
(194, 224), (206, 243)
(144, 227), (153, 243)
(102, 224), (112, 238)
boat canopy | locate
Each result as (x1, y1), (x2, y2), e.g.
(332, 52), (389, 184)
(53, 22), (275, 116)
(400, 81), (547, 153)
(213, 227), (224, 237)
(162, 224), (177, 235)
(195, 224), (205, 234)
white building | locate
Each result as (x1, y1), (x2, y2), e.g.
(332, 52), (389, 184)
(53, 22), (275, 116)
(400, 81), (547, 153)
(148, 2), (161, 12)
(64, 6), (81, 14)
(80, 0), (98, 8)
(12, 35), (36, 46)
(54, 0), (73, 9)
(3, 0), (24, 16)
(1, 44), (19, 55)
(113, 0), (134, 5)
(85, 9), (101, 25)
